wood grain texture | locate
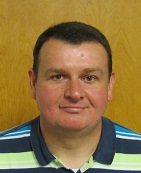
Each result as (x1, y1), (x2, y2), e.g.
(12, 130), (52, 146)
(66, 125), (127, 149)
(0, 0), (141, 133)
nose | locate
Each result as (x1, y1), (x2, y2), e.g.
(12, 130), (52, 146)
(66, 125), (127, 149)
(64, 79), (85, 102)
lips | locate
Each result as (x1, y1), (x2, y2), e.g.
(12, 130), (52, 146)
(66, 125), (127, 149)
(59, 105), (87, 114)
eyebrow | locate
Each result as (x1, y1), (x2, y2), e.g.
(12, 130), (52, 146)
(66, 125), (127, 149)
(83, 67), (103, 75)
(45, 67), (103, 75)
(82, 68), (104, 75)
(44, 68), (67, 75)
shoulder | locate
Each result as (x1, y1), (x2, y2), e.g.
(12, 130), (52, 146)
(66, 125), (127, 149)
(0, 120), (34, 153)
(113, 122), (141, 154)
(114, 123), (141, 140)
(0, 121), (32, 139)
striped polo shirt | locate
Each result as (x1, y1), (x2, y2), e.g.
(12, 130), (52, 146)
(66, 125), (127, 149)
(0, 116), (141, 173)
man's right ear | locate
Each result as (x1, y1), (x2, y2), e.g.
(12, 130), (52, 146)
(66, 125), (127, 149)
(28, 69), (37, 100)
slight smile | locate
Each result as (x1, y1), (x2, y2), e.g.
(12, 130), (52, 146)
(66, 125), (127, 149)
(59, 105), (87, 114)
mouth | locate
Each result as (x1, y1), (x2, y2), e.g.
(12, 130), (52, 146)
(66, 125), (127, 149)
(59, 105), (87, 114)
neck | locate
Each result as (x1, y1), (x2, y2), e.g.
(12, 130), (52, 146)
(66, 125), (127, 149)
(40, 119), (102, 169)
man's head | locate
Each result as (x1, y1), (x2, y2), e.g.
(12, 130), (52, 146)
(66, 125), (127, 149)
(33, 21), (112, 78)
(29, 21), (115, 135)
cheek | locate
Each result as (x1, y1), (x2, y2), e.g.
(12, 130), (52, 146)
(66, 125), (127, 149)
(36, 85), (60, 110)
(88, 87), (108, 109)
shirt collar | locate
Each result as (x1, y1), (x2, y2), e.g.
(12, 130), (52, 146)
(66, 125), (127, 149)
(30, 116), (116, 166)
(93, 117), (116, 164)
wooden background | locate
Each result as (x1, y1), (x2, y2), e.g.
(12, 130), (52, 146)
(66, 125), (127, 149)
(0, 0), (141, 133)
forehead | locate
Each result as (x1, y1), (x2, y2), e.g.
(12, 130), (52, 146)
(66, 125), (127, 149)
(40, 38), (108, 57)
(39, 38), (108, 71)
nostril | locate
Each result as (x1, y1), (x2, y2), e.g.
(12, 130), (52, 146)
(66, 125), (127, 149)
(64, 87), (85, 101)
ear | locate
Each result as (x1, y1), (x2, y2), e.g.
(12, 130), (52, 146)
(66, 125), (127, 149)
(28, 69), (37, 100)
(108, 72), (116, 101)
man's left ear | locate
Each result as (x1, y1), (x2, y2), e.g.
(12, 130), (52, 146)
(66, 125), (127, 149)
(108, 72), (116, 101)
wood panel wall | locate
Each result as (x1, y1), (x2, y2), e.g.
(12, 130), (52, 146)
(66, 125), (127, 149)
(0, 0), (141, 133)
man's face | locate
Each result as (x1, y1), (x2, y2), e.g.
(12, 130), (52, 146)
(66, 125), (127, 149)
(29, 38), (115, 133)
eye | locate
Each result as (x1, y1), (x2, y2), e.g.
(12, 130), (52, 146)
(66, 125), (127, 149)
(83, 75), (97, 82)
(50, 74), (66, 81)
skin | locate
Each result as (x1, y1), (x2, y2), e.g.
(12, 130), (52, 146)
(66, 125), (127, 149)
(29, 38), (115, 168)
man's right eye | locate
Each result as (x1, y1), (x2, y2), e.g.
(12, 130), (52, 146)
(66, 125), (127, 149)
(50, 75), (64, 80)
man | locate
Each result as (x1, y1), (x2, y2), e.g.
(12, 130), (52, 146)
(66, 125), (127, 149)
(0, 21), (141, 173)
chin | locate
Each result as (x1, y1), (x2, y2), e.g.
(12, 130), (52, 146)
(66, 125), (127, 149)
(58, 121), (90, 132)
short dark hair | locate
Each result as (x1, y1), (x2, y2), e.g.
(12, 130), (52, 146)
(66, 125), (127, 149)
(33, 21), (112, 77)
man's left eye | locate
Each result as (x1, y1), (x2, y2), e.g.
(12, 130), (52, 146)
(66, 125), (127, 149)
(84, 75), (97, 82)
